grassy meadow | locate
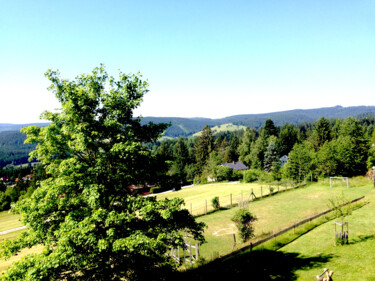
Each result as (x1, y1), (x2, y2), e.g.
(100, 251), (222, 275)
(1, 177), (374, 279)
(159, 177), (373, 259)
(279, 189), (375, 280)
(0, 211), (23, 232)
(156, 182), (261, 215)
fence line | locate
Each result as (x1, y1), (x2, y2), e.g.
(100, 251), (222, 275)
(188, 179), (307, 216)
(227, 195), (365, 257)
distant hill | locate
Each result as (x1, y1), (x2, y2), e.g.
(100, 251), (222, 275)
(0, 123), (49, 133)
(0, 105), (374, 167)
(0, 131), (36, 167)
(142, 105), (375, 137)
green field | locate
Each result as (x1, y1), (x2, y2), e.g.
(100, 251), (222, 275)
(1, 177), (374, 278)
(158, 178), (372, 260)
(193, 123), (247, 137)
(156, 182), (262, 215)
(279, 189), (375, 280)
(0, 211), (23, 232)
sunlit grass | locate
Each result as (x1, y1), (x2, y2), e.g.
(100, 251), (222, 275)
(280, 188), (375, 280)
(0, 210), (23, 232)
(192, 178), (372, 259)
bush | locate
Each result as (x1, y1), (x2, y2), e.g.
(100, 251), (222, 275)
(231, 209), (257, 242)
(215, 166), (233, 181)
(258, 171), (274, 183)
(211, 196), (220, 210)
(243, 169), (260, 182)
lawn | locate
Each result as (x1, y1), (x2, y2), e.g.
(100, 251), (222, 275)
(156, 182), (284, 215)
(0, 210), (23, 232)
(186, 177), (373, 259)
(279, 189), (375, 280)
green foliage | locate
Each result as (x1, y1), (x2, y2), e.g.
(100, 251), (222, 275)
(262, 119), (278, 140)
(277, 123), (298, 156)
(242, 169), (261, 183)
(211, 196), (220, 210)
(285, 142), (315, 180)
(328, 192), (352, 222)
(215, 166), (234, 182)
(231, 209), (257, 242)
(263, 141), (280, 173)
(0, 192), (11, 211)
(194, 125), (214, 174)
(0, 66), (205, 280)
(311, 117), (332, 149)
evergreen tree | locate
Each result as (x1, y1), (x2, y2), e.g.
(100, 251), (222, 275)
(238, 128), (256, 166)
(277, 123), (298, 156)
(194, 125), (214, 174)
(262, 119), (277, 140)
(311, 117), (332, 149)
(263, 141), (280, 173)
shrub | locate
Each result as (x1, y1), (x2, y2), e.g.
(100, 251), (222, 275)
(215, 166), (233, 181)
(211, 196), (220, 210)
(231, 209), (257, 242)
(243, 169), (260, 182)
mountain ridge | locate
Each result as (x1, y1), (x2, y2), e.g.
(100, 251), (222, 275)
(142, 105), (375, 137)
(1, 106), (375, 137)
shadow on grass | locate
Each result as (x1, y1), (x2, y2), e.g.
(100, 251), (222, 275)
(350, 234), (375, 244)
(172, 249), (333, 281)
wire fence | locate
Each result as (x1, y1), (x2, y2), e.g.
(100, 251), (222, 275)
(187, 179), (307, 216)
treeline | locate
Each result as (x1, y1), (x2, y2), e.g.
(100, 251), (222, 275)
(147, 116), (375, 193)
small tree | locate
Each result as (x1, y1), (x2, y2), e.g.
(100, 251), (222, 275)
(211, 196), (220, 210)
(328, 192), (351, 245)
(231, 209), (257, 242)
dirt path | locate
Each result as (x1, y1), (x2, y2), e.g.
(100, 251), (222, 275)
(0, 226), (26, 235)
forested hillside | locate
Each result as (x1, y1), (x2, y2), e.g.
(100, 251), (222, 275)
(0, 131), (36, 167)
(147, 115), (375, 194)
(142, 106), (375, 137)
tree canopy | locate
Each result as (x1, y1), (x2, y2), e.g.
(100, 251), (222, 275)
(0, 65), (205, 280)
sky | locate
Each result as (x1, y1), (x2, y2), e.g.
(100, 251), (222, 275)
(1, 0), (375, 124)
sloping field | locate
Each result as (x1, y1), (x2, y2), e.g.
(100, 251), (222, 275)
(0, 211), (23, 232)
(280, 189), (375, 280)
(176, 178), (372, 259)
(156, 182), (262, 215)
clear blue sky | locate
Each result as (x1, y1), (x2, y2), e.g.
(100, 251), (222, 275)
(1, 0), (374, 123)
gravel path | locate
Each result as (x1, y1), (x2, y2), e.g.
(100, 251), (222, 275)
(0, 226), (26, 235)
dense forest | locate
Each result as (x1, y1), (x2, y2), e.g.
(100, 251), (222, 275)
(1, 112), (375, 203)
(0, 131), (36, 167)
(146, 115), (375, 193)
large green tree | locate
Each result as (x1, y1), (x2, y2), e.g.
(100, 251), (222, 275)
(0, 66), (205, 280)
(194, 125), (214, 174)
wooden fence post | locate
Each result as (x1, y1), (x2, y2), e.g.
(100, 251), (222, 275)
(189, 242), (192, 263)
(233, 233), (236, 248)
(195, 243), (199, 260)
